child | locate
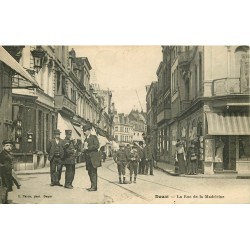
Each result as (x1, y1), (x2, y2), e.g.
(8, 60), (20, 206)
(113, 144), (128, 184)
(128, 145), (140, 183)
(0, 139), (20, 192)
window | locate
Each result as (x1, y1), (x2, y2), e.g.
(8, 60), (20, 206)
(239, 136), (250, 160)
(120, 126), (124, 132)
(115, 126), (118, 131)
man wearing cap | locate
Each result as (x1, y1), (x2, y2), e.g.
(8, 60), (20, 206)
(128, 144), (140, 183)
(82, 124), (101, 191)
(0, 139), (15, 192)
(62, 130), (78, 189)
(113, 143), (128, 184)
(47, 129), (64, 187)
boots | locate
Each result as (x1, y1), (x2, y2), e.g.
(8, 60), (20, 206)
(133, 176), (137, 183)
(119, 177), (122, 184)
(130, 176), (132, 184)
(123, 176), (127, 184)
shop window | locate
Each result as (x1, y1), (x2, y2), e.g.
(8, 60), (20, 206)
(239, 136), (250, 160)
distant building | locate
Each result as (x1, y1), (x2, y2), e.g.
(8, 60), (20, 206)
(113, 113), (133, 144)
(128, 109), (147, 143)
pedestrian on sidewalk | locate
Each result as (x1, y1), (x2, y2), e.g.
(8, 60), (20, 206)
(62, 130), (78, 189)
(47, 129), (64, 187)
(128, 145), (140, 183)
(144, 137), (154, 175)
(175, 139), (186, 174)
(83, 124), (101, 192)
(187, 140), (198, 175)
(137, 141), (145, 174)
(0, 139), (20, 193)
(113, 143), (128, 184)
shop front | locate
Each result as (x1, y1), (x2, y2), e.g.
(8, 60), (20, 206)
(205, 112), (250, 174)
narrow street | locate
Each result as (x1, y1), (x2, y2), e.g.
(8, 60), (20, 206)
(10, 159), (250, 204)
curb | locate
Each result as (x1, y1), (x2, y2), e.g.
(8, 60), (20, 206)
(154, 165), (180, 176)
(16, 158), (113, 175)
(16, 163), (86, 175)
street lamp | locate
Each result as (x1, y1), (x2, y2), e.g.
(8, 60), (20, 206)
(31, 46), (45, 73)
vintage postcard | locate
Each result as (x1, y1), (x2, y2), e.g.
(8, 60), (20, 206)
(0, 45), (250, 204)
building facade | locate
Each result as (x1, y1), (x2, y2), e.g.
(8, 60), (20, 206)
(8, 46), (114, 171)
(146, 45), (250, 175)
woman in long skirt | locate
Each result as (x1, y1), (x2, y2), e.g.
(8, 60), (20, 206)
(175, 140), (186, 174)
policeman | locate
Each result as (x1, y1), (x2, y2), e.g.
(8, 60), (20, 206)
(62, 130), (78, 189)
(114, 143), (128, 184)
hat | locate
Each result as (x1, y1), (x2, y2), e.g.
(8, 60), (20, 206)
(82, 124), (92, 132)
(54, 129), (61, 135)
(65, 130), (72, 135)
(119, 143), (125, 148)
(2, 139), (14, 145)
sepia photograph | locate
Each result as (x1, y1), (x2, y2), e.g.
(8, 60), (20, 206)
(1, 45), (249, 204)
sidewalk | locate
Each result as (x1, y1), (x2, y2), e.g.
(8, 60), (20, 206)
(16, 158), (113, 175)
(155, 161), (242, 179)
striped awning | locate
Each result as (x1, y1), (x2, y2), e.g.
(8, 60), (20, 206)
(0, 46), (38, 87)
(206, 113), (250, 135)
(57, 113), (81, 140)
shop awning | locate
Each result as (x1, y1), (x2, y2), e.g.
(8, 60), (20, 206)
(97, 135), (110, 149)
(0, 46), (38, 87)
(206, 113), (250, 135)
(57, 113), (81, 140)
(73, 124), (83, 137)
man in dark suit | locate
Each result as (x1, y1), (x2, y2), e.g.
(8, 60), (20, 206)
(47, 129), (64, 186)
(62, 130), (78, 189)
(83, 124), (101, 191)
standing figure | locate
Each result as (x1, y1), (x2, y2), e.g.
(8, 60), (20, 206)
(47, 129), (64, 186)
(137, 141), (145, 174)
(83, 125), (101, 192)
(187, 140), (198, 175)
(62, 130), (78, 189)
(128, 145), (140, 183)
(113, 144), (128, 184)
(175, 139), (186, 174)
(144, 137), (154, 175)
(0, 139), (17, 193)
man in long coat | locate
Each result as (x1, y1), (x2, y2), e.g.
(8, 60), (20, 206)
(47, 129), (64, 186)
(83, 124), (101, 191)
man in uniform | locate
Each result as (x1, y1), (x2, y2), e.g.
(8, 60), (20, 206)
(113, 143), (128, 184)
(83, 124), (101, 191)
(47, 129), (64, 186)
(62, 130), (78, 189)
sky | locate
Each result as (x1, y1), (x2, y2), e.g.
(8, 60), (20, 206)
(72, 46), (162, 114)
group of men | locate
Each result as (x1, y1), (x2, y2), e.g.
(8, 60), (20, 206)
(47, 124), (101, 191)
(113, 136), (156, 184)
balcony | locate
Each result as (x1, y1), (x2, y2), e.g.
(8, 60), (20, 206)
(178, 47), (197, 66)
(180, 100), (191, 112)
(54, 95), (76, 114)
(157, 108), (171, 123)
(213, 78), (250, 96)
